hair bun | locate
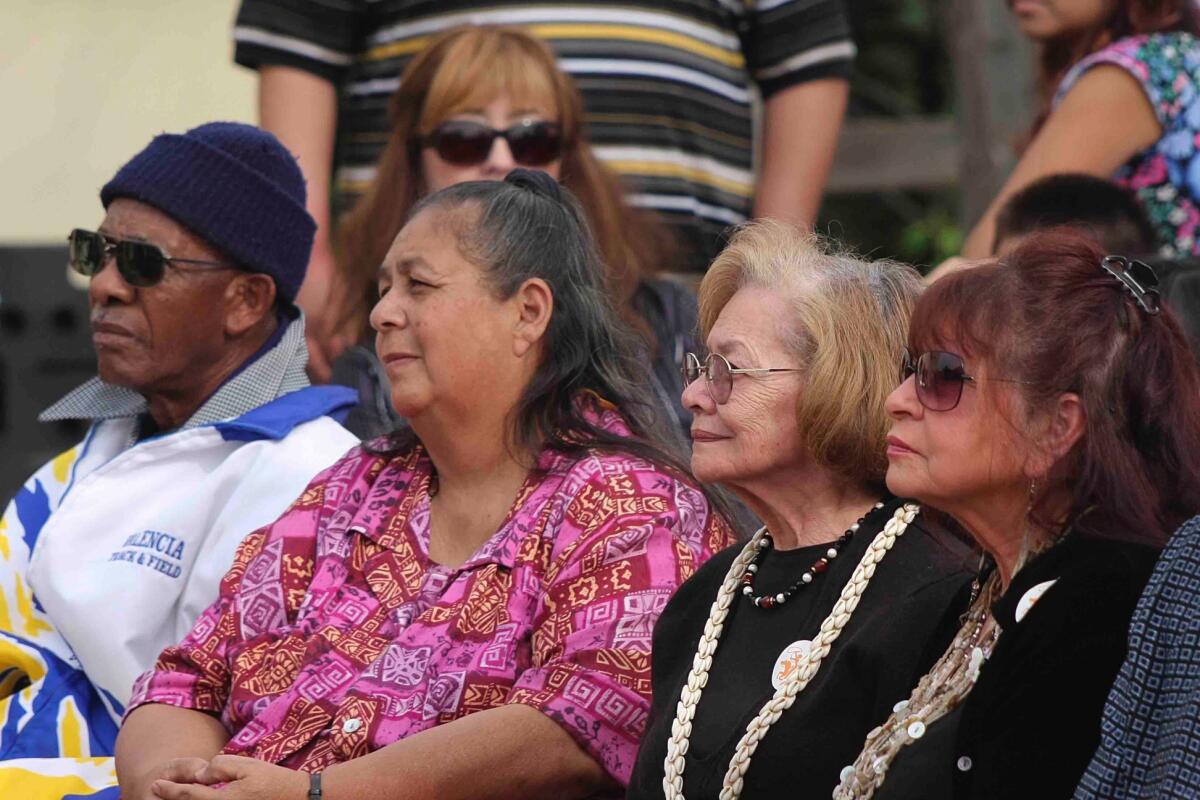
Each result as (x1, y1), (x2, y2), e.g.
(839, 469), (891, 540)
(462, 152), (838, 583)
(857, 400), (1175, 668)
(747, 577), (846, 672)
(505, 168), (565, 203)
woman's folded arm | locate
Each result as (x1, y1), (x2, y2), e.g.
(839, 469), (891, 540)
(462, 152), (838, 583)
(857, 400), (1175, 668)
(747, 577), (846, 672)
(116, 703), (230, 800)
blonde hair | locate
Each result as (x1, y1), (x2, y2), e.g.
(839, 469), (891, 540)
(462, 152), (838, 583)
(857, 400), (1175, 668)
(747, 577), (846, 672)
(699, 220), (922, 485)
(417, 29), (559, 134)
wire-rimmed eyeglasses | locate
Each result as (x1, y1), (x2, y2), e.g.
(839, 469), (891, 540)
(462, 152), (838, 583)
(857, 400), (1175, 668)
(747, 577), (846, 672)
(682, 352), (803, 405)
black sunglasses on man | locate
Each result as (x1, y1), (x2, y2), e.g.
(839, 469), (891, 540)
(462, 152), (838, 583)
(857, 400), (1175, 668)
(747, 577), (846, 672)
(68, 228), (238, 288)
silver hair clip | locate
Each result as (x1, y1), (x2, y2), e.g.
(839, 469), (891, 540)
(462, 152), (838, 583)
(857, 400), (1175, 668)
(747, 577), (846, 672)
(1100, 255), (1162, 315)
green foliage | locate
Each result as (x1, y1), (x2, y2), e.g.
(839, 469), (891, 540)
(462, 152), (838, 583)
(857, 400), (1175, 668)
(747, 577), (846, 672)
(900, 208), (965, 264)
(818, 189), (962, 274)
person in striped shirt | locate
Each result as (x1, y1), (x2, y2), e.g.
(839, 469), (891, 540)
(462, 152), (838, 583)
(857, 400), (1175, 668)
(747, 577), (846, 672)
(232, 0), (854, 377)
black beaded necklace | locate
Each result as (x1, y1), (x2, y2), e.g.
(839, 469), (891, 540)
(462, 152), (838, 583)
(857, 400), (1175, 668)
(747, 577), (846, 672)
(741, 500), (886, 609)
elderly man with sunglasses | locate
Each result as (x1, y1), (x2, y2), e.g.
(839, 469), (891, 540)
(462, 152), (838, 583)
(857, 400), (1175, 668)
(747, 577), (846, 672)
(0, 122), (357, 787)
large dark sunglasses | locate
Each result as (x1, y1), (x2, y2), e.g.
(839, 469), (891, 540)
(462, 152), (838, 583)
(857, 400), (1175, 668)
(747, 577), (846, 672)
(683, 352), (802, 405)
(899, 349), (978, 412)
(1100, 255), (1161, 315)
(68, 228), (236, 288)
(418, 119), (563, 167)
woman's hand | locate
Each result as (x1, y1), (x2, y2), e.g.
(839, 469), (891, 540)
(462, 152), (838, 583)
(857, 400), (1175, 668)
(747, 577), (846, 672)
(116, 704), (230, 800)
(132, 759), (209, 800)
(150, 755), (308, 800)
(925, 256), (981, 284)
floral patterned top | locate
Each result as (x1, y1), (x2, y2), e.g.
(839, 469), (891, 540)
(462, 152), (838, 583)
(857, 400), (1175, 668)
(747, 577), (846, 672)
(1057, 32), (1200, 257)
(127, 408), (734, 790)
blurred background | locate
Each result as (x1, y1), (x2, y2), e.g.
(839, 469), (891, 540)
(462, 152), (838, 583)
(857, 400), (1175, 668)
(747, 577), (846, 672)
(0, 0), (1033, 499)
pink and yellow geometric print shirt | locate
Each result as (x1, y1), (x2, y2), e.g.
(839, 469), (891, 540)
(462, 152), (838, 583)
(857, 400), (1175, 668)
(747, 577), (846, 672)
(128, 413), (734, 789)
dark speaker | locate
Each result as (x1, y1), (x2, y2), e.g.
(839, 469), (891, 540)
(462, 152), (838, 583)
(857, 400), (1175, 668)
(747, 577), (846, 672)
(0, 246), (96, 503)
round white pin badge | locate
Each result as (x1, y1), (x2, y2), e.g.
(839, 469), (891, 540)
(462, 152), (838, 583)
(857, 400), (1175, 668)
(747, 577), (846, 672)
(771, 639), (813, 690)
(1014, 579), (1058, 623)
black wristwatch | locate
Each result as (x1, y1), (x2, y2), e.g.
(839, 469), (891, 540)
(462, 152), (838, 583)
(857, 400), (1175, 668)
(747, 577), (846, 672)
(308, 772), (322, 800)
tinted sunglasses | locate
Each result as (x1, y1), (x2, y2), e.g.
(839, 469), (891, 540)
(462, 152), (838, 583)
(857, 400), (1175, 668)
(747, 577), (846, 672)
(68, 228), (235, 288)
(683, 352), (802, 405)
(418, 119), (563, 167)
(899, 349), (978, 412)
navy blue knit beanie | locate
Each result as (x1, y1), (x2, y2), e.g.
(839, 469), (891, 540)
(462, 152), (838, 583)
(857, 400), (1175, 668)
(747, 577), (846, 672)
(100, 121), (315, 304)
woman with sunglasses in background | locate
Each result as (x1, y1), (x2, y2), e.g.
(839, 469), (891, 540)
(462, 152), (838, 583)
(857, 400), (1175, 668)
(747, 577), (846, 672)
(627, 220), (975, 800)
(831, 229), (1200, 800)
(332, 24), (695, 442)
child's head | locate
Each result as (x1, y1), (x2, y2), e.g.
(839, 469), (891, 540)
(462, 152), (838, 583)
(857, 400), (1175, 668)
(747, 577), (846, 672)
(993, 173), (1157, 257)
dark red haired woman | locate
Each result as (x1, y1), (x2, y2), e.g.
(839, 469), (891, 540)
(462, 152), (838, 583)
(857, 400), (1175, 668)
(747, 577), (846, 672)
(831, 229), (1200, 799)
(957, 0), (1200, 259)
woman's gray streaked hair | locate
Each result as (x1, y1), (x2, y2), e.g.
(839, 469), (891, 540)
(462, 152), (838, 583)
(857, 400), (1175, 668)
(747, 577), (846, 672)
(379, 169), (691, 476)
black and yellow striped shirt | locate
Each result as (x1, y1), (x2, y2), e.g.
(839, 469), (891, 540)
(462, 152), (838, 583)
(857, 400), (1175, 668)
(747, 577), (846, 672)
(234, 0), (855, 271)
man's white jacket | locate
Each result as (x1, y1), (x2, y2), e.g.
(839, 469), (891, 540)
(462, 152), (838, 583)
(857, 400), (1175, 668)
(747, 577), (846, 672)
(0, 319), (358, 759)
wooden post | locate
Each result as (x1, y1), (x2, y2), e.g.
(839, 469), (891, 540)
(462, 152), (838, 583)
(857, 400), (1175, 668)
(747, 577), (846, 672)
(945, 0), (1036, 226)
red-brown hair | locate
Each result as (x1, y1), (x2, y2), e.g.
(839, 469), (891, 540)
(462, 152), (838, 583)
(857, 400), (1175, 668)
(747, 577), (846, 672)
(910, 228), (1200, 546)
(1022, 0), (1199, 144)
(336, 25), (673, 339)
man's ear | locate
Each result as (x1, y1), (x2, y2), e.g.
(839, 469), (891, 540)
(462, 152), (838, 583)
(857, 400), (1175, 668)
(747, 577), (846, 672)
(224, 273), (277, 337)
(511, 278), (553, 358)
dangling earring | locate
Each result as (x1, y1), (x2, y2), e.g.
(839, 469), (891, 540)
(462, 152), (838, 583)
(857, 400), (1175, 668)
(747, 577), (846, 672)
(959, 552), (993, 625)
(1016, 476), (1043, 572)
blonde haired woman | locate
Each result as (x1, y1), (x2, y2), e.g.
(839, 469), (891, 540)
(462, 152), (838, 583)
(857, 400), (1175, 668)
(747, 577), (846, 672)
(627, 220), (973, 800)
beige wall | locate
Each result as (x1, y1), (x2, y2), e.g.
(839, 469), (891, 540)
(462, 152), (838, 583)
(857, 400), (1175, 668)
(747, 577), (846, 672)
(0, 1), (257, 243)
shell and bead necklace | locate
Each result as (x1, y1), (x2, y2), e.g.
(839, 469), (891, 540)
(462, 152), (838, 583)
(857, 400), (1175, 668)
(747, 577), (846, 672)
(831, 570), (1003, 799)
(662, 501), (919, 800)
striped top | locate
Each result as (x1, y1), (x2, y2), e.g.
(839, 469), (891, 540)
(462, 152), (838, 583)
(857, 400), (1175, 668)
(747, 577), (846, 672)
(233, 0), (855, 271)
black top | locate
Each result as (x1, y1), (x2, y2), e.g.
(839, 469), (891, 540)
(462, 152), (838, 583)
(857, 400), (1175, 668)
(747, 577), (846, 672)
(873, 535), (1161, 800)
(627, 498), (974, 799)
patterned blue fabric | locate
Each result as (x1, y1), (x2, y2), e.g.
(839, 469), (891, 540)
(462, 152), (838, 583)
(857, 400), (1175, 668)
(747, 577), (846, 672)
(1074, 515), (1200, 798)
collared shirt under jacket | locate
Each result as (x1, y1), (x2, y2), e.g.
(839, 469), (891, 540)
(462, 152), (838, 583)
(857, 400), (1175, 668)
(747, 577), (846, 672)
(0, 315), (357, 760)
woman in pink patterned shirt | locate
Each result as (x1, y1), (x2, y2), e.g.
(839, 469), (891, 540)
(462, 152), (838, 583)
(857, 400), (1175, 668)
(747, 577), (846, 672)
(114, 170), (735, 800)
